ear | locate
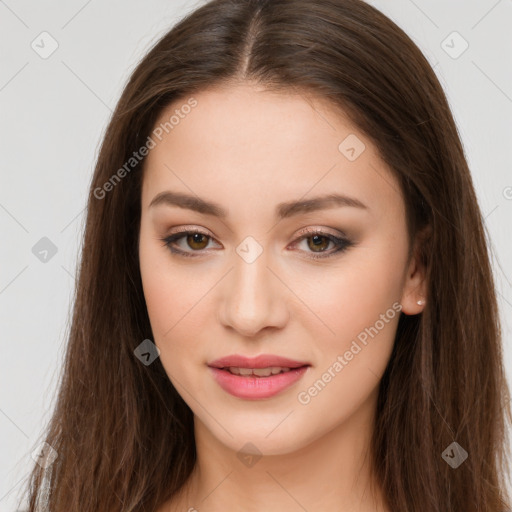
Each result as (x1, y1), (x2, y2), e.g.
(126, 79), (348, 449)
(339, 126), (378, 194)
(399, 225), (430, 316)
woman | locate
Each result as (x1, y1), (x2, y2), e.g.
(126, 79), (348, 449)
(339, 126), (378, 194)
(23, 0), (512, 510)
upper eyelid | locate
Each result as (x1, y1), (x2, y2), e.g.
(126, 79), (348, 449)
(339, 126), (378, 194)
(166, 225), (346, 240)
(295, 226), (347, 239)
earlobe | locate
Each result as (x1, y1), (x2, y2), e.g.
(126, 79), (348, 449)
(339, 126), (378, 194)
(400, 270), (427, 315)
(400, 281), (427, 315)
(400, 227), (429, 316)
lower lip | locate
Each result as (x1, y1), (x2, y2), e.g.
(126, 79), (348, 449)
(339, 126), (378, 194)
(208, 366), (310, 399)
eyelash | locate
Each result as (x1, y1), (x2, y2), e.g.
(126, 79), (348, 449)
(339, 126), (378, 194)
(159, 227), (354, 260)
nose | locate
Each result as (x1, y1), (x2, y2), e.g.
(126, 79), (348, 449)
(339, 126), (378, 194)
(217, 247), (289, 338)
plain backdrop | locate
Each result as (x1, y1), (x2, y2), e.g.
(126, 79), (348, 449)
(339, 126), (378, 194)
(1, 0), (511, 510)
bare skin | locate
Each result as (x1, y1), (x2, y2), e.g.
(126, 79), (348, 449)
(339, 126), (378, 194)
(139, 82), (426, 512)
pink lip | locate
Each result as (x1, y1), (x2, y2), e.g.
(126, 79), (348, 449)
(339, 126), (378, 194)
(207, 354), (311, 400)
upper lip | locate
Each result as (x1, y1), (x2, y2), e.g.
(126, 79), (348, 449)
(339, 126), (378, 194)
(208, 354), (310, 369)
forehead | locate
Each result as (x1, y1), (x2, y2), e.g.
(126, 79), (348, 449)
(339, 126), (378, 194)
(141, 84), (402, 221)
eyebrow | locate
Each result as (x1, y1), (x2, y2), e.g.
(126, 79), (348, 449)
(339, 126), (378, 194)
(149, 190), (368, 219)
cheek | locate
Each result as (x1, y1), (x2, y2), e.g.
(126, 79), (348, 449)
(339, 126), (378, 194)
(139, 227), (195, 329)
(139, 237), (172, 332)
(141, 276), (204, 361)
(139, 263), (202, 392)
(139, 231), (215, 381)
(301, 251), (404, 345)
(139, 232), (191, 348)
(293, 242), (404, 409)
(295, 265), (400, 423)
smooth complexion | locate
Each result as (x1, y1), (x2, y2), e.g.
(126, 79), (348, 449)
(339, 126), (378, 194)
(138, 83), (426, 512)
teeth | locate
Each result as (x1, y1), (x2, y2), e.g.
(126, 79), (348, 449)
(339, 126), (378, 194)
(253, 368), (272, 377)
(227, 366), (292, 376)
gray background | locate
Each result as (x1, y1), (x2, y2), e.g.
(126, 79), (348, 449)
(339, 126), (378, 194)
(1, 0), (511, 509)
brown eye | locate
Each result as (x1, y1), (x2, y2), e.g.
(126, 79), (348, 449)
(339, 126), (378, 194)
(161, 229), (218, 258)
(306, 234), (331, 252)
(186, 232), (209, 250)
(292, 230), (354, 260)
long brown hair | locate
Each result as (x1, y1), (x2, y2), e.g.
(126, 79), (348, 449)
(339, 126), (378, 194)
(22, 0), (511, 510)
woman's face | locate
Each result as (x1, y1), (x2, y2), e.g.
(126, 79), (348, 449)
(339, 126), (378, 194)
(138, 83), (425, 455)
